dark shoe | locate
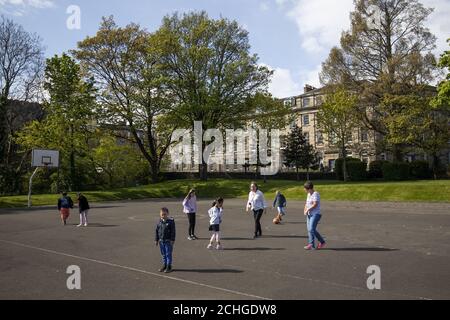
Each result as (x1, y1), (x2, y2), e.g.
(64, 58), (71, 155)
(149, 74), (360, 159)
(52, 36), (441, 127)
(164, 265), (173, 273)
(158, 265), (167, 272)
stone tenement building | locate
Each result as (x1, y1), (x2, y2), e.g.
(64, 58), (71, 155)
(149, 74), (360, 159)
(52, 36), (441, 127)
(282, 84), (379, 172)
(168, 84), (450, 173)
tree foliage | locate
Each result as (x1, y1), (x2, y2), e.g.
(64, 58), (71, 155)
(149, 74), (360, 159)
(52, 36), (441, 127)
(320, 0), (438, 161)
(0, 16), (45, 193)
(16, 54), (96, 191)
(73, 16), (177, 183)
(283, 125), (318, 181)
(317, 88), (360, 181)
(153, 12), (273, 180)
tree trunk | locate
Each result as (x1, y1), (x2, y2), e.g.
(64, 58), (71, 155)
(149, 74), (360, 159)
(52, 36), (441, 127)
(392, 144), (403, 162)
(150, 162), (160, 183)
(199, 162), (208, 181)
(341, 143), (348, 182)
(306, 169), (310, 181)
(432, 153), (440, 180)
(70, 124), (76, 191)
(343, 157), (348, 182)
(296, 167), (299, 181)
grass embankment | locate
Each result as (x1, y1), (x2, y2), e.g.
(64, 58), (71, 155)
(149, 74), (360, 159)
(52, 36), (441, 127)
(0, 179), (449, 208)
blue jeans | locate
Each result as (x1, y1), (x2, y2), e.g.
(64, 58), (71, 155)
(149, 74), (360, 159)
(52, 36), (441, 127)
(159, 241), (173, 266)
(307, 214), (325, 248)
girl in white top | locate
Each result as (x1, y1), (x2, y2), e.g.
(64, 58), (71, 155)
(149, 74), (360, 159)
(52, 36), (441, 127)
(246, 182), (267, 239)
(207, 198), (224, 250)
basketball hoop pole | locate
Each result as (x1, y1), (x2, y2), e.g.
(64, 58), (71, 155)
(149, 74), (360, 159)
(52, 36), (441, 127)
(28, 167), (40, 208)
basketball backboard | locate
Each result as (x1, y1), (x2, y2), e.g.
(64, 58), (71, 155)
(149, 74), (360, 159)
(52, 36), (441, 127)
(31, 149), (60, 168)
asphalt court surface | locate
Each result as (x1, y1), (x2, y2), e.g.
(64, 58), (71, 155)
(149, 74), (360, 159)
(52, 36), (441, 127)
(1, 198), (449, 300)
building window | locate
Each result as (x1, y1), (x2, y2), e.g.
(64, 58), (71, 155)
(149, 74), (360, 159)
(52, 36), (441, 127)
(304, 132), (310, 144)
(347, 133), (353, 143)
(361, 129), (369, 142)
(303, 114), (310, 126)
(303, 97), (310, 108)
(315, 96), (323, 105)
(329, 159), (336, 172)
(329, 132), (337, 145)
(317, 132), (324, 144)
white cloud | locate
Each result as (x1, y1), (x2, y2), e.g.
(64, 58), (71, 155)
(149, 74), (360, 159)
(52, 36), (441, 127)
(263, 63), (321, 98)
(272, 0), (449, 97)
(285, 0), (354, 54)
(422, 0), (450, 55)
(280, 0), (449, 55)
(262, 64), (302, 98)
(0, 0), (54, 15)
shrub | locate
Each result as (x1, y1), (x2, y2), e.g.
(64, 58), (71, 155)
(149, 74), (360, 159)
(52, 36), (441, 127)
(347, 160), (368, 181)
(368, 160), (389, 179)
(409, 161), (432, 179)
(382, 162), (411, 181)
(335, 158), (367, 181)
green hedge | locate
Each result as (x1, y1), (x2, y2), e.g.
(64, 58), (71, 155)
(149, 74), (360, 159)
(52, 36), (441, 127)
(335, 158), (368, 181)
(409, 161), (432, 179)
(382, 162), (411, 181)
(368, 160), (389, 179)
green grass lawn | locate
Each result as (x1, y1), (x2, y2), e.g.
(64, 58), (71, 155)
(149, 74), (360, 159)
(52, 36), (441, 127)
(1, 179), (449, 208)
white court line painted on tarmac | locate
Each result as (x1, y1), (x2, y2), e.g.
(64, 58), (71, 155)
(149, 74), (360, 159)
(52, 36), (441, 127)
(0, 239), (270, 300)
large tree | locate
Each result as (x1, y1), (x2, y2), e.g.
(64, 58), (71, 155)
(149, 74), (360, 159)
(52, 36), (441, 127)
(154, 12), (272, 180)
(317, 88), (360, 181)
(320, 0), (437, 161)
(0, 16), (45, 193)
(16, 54), (96, 191)
(73, 17), (177, 183)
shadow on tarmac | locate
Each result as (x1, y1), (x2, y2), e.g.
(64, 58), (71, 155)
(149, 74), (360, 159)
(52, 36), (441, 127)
(322, 247), (398, 252)
(223, 247), (286, 251)
(173, 268), (244, 273)
(263, 235), (308, 239)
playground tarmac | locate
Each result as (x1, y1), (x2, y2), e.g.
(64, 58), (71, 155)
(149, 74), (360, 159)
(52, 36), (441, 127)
(0, 198), (449, 300)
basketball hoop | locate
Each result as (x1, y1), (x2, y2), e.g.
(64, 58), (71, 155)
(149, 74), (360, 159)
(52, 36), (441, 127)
(28, 149), (60, 208)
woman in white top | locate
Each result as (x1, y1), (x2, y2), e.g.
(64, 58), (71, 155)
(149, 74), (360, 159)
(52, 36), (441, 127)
(246, 182), (267, 239)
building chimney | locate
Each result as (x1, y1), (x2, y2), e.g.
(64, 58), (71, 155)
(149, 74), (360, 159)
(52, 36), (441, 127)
(304, 84), (316, 93)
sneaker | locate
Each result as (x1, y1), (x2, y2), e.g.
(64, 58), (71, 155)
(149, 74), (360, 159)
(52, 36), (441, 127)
(304, 244), (314, 251)
(158, 265), (167, 272)
(164, 265), (172, 273)
(207, 244), (214, 250)
(216, 244), (223, 250)
(83, 223), (88, 227)
(317, 242), (326, 250)
(192, 235), (198, 240)
(187, 236), (194, 241)
(76, 224), (83, 227)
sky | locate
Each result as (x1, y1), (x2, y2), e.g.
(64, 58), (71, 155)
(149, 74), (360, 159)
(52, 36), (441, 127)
(1, 0), (449, 98)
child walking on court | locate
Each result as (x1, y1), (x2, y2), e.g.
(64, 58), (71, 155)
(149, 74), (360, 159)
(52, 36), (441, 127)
(155, 207), (176, 273)
(77, 193), (90, 227)
(207, 198), (224, 250)
(303, 181), (326, 250)
(273, 191), (287, 222)
(57, 192), (74, 226)
(182, 189), (198, 240)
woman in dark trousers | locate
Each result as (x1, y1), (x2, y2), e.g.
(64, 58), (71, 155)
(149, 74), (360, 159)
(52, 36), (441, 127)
(182, 189), (198, 240)
(246, 182), (267, 239)
(77, 193), (90, 227)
